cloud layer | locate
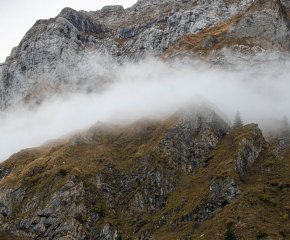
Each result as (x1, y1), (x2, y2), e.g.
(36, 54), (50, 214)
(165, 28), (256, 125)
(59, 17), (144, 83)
(0, 56), (290, 162)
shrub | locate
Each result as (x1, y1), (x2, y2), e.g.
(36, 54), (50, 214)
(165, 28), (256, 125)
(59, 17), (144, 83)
(224, 220), (236, 240)
(225, 218), (235, 225)
(59, 168), (67, 176)
(82, 213), (88, 222)
(224, 227), (237, 240)
(262, 194), (269, 201)
(257, 231), (267, 238)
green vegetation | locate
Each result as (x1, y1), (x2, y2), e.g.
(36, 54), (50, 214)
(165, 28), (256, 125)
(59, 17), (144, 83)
(224, 219), (236, 240)
(224, 228), (236, 240)
(59, 168), (68, 176)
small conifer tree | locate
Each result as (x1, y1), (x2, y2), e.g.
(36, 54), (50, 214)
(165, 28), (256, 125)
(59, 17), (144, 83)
(224, 227), (237, 240)
(233, 111), (243, 128)
(281, 115), (290, 137)
(224, 221), (237, 240)
(281, 115), (290, 132)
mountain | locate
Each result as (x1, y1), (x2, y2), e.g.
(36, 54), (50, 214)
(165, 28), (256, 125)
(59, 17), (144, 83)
(1, 0), (290, 110)
(1, 0), (290, 239)
(0, 101), (289, 239)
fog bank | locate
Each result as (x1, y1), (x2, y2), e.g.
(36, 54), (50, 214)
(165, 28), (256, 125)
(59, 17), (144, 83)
(0, 57), (289, 162)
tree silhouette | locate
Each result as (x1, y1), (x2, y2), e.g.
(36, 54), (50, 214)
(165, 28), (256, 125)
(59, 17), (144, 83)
(280, 115), (290, 138)
(281, 115), (290, 132)
(224, 221), (237, 240)
(233, 111), (243, 128)
(224, 227), (237, 240)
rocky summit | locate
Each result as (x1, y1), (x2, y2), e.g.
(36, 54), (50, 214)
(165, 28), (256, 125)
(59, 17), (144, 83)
(0, 0), (290, 239)
(1, 0), (290, 110)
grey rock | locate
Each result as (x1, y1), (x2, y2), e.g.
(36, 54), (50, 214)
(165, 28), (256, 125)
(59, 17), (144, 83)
(234, 124), (266, 179)
(209, 177), (241, 204)
(229, 0), (290, 50)
(277, 136), (290, 150)
(98, 224), (118, 240)
(0, 0), (257, 110)
(154, 104), (230, 172)
(201, 34), (215, 49)
(179, 177), (241, 229)
(0, 183), (26, 217)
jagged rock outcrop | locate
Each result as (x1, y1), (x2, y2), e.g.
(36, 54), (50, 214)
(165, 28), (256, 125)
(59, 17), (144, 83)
(0, 7), (115, 110)
(228, 0), (290, 50)
(0, 103), (227, 239)
(179, 177), (241, 227)
(154, 105), (230, 172)
(277, 135), (290, 150)
(234, 124), (266, 179)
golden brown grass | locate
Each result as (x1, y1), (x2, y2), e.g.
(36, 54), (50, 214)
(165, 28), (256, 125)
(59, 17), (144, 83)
(0, 231), (30, 240)
(0, 118), (289, 239)
(161, 12), (247, 59)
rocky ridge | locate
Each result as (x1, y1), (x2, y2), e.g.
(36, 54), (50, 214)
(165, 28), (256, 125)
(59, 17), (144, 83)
(0, 102), (289, 239)
(1, 0), (289, 110)
(0, 1), (290, 238)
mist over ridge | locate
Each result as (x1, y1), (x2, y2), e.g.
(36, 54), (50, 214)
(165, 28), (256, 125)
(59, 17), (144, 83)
(0, 55), (289, 162)
(2, 0), (290, 239)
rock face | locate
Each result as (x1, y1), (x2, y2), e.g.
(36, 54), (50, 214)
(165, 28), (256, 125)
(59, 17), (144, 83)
(234, 124), (266, 179)
(2, 0), (288, 110)
(162, 0), (290, 67)
(228, 0), (290, 50)
(179, 177), (241, 229)
(154, 105), (229, 172)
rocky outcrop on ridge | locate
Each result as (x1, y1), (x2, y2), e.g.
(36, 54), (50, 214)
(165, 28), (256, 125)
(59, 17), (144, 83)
(234, 124), (266, 180)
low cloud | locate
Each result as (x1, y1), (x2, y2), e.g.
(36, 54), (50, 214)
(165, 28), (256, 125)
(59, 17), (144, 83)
(0, 55), (289, 162)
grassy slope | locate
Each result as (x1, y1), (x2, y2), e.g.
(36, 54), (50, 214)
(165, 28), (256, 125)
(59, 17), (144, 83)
(0, 231), (31, 240)
(0, 118), (289, 239)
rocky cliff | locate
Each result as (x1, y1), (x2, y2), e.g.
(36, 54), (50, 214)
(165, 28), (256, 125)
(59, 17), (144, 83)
(1, 0), (290, 110)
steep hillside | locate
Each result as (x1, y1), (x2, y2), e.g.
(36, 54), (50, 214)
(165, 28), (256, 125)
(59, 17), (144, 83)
(0, 102), (289, 239)
(2, 0), (289, 110)
(0, 0), (290, 239)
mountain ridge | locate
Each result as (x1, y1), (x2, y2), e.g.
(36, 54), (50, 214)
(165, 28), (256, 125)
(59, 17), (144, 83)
(0, 101), (289, 239)
(1, 0), (284, 111)
(0, 0), (290, 239)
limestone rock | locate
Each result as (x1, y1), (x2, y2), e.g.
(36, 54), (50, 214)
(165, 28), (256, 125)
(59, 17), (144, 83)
(154, 104), (230, 172)
(234, 124), (266, 179)
(0, 0), (258, 110)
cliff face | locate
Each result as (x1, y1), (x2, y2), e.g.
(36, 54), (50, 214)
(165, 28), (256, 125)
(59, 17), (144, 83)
(0, 102), (289, 239)
(2, 0), (289, 110)
(163, 0), (290, 64)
